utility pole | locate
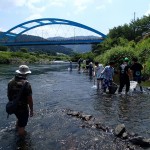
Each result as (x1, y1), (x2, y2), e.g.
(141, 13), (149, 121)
(133, 12), (136, 41)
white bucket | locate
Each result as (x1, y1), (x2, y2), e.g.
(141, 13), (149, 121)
(130, 81), (138, 91)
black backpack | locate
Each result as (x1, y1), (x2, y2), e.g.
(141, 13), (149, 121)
(6, 82), (27, 118)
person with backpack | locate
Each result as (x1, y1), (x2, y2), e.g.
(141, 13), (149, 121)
(7, 65), (33, 136)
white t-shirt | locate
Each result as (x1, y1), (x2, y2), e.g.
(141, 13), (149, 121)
(95, 64), (104, 79)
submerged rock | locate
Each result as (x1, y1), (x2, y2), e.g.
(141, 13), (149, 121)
(66, 109), (150, 148)
(79, 114), (92, 121)
(114, 124), (126, 137)
(67, 110), (80, 117)
(122, 132), (128, 139)
(129, 136), (150, 147)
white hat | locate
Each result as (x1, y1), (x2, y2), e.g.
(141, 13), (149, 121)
(16, 65), (31, 74)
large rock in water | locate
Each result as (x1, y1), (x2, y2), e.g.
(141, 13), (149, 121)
(129, 136), (150, 147)
(114, 124), (126, 137)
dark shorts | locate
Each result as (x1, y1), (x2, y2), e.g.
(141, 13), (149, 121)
(15, 110), (29, 127)
(133, 76), (141, 84)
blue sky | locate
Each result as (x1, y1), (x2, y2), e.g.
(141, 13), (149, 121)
(0, 0), (150, 37)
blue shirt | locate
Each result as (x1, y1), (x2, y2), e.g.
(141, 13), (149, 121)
(101, 65), (114, 80)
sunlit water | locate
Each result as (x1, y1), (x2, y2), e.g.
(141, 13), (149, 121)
(0, 63), (150, 150)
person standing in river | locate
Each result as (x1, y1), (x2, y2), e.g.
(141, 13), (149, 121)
(118, 57), (131, 95)
(69, 60), (72, 71)
(77, 58), (82, 72)
(89, 62), (94, 77)
(93, 61), (104, 90)
(101, 61), (115, 93)
(130, 57), (143, 92)
(7, 65), (34, 136)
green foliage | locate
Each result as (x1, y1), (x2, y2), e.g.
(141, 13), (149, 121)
(71, 52), (95, 62)
(0, 45), (8, 51)
(94, 46), (136, 67)
(0, 51), (11, 63)
(80, 52), (95, 61)
(93, 15), (150, 55)
(71, 53), (83, 62)
(89, 14), (150, 77)
(0, 51), (70, 64)
(92, 38), (113, 55)
(135, 38), (150, 63)
(144, 58), (150, 75)
(20, 48), (28, 53)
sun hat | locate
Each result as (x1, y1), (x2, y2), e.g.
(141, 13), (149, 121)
(16, 65), (31, 74)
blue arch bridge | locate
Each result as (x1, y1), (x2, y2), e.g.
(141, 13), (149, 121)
(0, 18), (107, 46)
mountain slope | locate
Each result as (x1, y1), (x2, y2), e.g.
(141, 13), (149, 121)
(0, 33), (74, 55)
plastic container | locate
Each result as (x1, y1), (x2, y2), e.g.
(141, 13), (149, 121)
(109, 82), (118, 94)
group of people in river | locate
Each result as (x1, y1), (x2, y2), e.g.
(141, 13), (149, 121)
(77, 57), (144, 95)
(6, 57), (144, 138)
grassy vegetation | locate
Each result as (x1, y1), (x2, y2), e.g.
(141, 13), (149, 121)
(0, 50), (71, 64)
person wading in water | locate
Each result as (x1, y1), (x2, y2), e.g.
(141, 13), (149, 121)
(7, 65), (34, 136)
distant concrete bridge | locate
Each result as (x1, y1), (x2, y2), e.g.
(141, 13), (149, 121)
(0, 18), (107, 46)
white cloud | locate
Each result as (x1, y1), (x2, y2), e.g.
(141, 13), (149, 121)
(95, 0), (112, 11)
(49, 0), (67, 7)
(145, 10), (150, 16)
(108, 0), (112, 4)
(72, 0), (112, 14)
(73, 0), (93, 13)
(0, 0), (44, 11)
(0, 0), (112, 15)
(12, 0), (26, 7)
(96, 5), (106, 10)
(0, 0), (24, 10)
(26, 2), (46, 13)
(25, 14), (42, 21)
(0, 27), (5, 31)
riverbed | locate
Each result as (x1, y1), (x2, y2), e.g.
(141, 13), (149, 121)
(0, 63), (150, 150)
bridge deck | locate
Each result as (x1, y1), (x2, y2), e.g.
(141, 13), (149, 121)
(0, 38), (104, 46)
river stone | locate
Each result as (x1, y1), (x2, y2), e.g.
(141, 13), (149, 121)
(126, 144), (135, 150)
(122, 132), (128, 139)
(95, 123), (106, 131)
(114, 124), (126, 136)
(142, 138), (150, 147)
(67, 111), (80, 116)
(81, 114), (92, 121)
(128, 132), (137, 137)
(129, 136), (150, 147)
(87, 120), (95, 126)
(147, 87), (150, 90)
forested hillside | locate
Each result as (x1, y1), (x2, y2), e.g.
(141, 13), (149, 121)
(0, 33), (74, 56)
(91, 15), (150, 75)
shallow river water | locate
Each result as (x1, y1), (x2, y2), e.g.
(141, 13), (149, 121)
(0, 63), (150, 150)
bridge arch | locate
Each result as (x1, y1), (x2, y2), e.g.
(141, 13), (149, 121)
(0, 18), (107, 40)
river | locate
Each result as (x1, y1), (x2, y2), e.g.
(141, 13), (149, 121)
(0, 63), (150, 150)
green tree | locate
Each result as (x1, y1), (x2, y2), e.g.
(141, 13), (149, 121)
(0, 45), (8, 51)
(20, 48), (28, 53)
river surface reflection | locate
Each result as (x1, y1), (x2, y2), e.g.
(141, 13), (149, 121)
(0, 64), (149, 150)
